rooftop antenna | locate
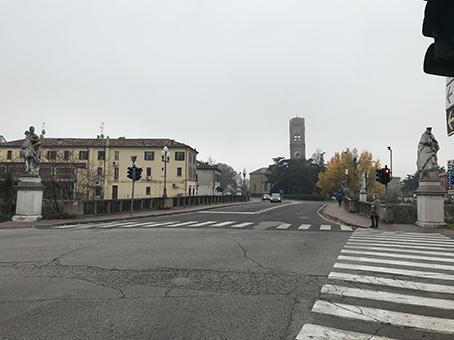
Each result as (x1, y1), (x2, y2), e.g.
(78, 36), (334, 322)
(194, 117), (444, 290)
(40, 122), (46, 139)
(97, 122), (105, 139)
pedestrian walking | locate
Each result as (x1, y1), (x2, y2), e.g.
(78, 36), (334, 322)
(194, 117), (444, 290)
(370, 194), (380, 228)
(335, 191), (343, 207)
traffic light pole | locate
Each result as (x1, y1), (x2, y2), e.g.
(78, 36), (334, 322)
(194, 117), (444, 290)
(130, 156), (137, 212)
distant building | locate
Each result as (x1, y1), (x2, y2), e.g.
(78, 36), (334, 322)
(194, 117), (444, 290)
(0, 137), (198, 200)
(250, 167), (270, 195)
(196, 161), (222, 196)
(289, 116), (306, 160)
(0, 136), (6, 143)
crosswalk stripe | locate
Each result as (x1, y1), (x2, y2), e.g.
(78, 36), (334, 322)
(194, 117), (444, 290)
(73, 221), (128, 229)
(276, 223), (291, 230)
(96, 221), (140, 228)
(165, 221), (198, 227)
(341, 249), (454, 263)
(296, 323), (396, 340)
(322, 284), (454, 310)
(348, 238), (454, 248)
(354, 231), (449, 238)
(340, 225), (353, 231)
(347, 240), (454, 251)
(328, 272), (454, 294)
(339, 255), (454, 272)
(231, 222), (253, 228)
(320, 225), (331, 231)
(334, 263), (454, 281)
(312, 300), (454, 335)
(344, 245), (454, 257)
(298, 224), (311, 230)
(211, 221), (235, 227)
(189, 221), (217, 227)
(350, 236), (454, 245)
(141, 221), (177, 227)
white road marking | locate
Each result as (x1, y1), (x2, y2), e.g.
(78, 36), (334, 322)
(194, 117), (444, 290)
(348, 238), (454, 248)
(340, 225), (353, 231)
(347, 240), (454, 251)
(296, 323), (396, 340)
(197, 201), (300, 215)
(320, 225), (331, 231)
(341, 249), (454, 263)
(118, 221), (160, 228)
(188, 221), (217, 227)
(338, 255), (454, 272)
(354, 231), (448, 238)
(334, 263), (454, 281)
(211, 221), (235, 227)
(312, 300), (454, 335)
(165, 221), (198, 227)
(73, 221), (129, 229)
(322, 284), (454, 310)
(231, 222), (254, 228)
(350, 236), (454, 246)
(354, 230), (448, 238)
(344, 245), (454, 257)
(328, 272), (454, 294)
(276, 223), (291, 230)
(298, 224), (311, 230)
(142, 221), (178, 227)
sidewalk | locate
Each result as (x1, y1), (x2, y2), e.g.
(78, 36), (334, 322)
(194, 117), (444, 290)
(320, 201), (454, 236)
(0, 201), (254, 229)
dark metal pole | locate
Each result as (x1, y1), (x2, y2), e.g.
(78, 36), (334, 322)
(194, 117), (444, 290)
(387, 146), (393, 179)
(130, 156), (137, 212)
(163, 153), (168, 199)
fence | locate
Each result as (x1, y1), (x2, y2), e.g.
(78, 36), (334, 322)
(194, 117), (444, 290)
(49, 195), (248, 217)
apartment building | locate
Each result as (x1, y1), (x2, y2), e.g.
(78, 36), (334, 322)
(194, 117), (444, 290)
(0, 137), (198, 200)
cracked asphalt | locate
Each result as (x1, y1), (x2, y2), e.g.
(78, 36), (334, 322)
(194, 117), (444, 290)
(0, 201), (350, 340)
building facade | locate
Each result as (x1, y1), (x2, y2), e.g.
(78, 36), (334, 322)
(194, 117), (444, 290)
(289, 116), (306, 160)
(0, 137), (198, 200)
(196, 161), (222, 196)
(249, 167), (270, 195)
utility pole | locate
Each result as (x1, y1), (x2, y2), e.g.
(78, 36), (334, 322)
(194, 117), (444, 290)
(387, 146), (393, 179)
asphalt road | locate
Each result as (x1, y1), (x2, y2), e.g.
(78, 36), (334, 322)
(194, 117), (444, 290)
(1, 200), (454, 339)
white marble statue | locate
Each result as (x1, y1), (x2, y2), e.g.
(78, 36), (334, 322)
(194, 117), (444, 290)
(21, 126), (42, 176)
(417, 127), (439, 173)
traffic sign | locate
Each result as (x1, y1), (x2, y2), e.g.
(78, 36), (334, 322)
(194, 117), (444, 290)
(447, 80), (454, 110)
(447, 107), (454, 137)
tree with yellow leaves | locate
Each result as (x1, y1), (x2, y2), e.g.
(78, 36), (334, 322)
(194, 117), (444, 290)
(317, 149), (384, 198)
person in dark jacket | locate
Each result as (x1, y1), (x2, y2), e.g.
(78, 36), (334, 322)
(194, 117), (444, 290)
(370, 194), (380, 228)
(335, 191), (343, 207)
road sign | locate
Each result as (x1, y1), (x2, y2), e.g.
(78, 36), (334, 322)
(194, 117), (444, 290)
(447, 107), (454, 136)
(447, 79), (454, 110)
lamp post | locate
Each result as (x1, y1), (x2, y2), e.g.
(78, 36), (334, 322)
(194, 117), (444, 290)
(387, 146), (393, 179)
(161, 146), (170, 199)
(242, 168), (247, 195)
(344, 168), (349, 194)
(352, 148), (359, 198)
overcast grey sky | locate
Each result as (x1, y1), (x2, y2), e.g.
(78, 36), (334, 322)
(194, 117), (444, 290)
(0, 0), (449, 178)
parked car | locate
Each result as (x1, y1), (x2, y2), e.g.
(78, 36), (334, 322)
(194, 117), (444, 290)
(262, 194), (271, 201)
(270, 193), (282, 203)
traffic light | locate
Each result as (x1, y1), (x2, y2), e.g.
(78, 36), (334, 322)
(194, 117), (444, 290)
(375, 167), (391, 185)
(127, 166), (134, 180)
(134, 167), (143, 181)
(383, 166), (391, 185)
(375, 168), (384, 184)
(423, 1), (454, 77)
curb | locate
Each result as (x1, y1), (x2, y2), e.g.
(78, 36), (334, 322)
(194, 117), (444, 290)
(317, 203), (367, 229)
(31, 201), (254, 229)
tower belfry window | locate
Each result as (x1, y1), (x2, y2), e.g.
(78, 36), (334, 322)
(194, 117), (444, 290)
(293, 135), (302, 142)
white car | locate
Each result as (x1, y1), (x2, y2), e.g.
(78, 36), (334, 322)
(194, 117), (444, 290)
(270, 193), (282, 203)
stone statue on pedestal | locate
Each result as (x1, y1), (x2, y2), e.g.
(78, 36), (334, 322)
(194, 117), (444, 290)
(12, 125), (45, 222)
(415, 127), (446, 228)
(417, 127), (439, 176)
(21, 126), (42, 176)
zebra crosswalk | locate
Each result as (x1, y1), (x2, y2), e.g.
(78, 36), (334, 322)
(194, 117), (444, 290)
(296, 229), (454, 340)
(38, 220), (355, 232)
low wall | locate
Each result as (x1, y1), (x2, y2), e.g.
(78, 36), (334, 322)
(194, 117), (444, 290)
(43, 195), (249, 218)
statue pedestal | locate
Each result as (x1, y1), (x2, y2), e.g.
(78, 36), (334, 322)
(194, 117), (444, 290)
(12, 176), (44, 222)
(415, 172), (446, 228)
(359, 189), (367, 202)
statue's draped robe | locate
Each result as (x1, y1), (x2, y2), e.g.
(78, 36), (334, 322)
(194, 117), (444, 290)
(417, 131), (439, 171)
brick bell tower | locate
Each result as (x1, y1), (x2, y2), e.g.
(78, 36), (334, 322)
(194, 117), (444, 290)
(289, 116), (306, 160)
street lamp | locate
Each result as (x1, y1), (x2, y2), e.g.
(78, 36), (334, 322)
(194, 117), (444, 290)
(161, 146), (170, 199)
(242, 168), (247, 195)
(387, 146), (393, 179)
